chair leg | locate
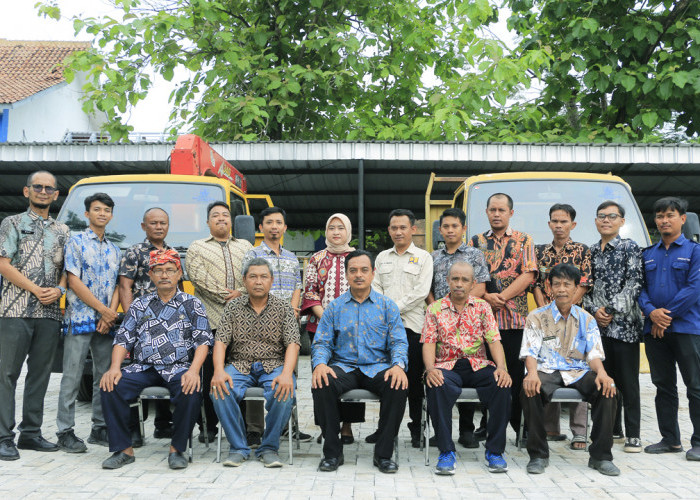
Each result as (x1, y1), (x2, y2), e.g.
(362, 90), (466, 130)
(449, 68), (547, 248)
(138, 398), (146, 444)
(518, 410), (525, 451)
(424, 404), (430, 466)
(201, 404), (209, 448)
(293, 402), (300, 450)
(216, 422), (222, 463)
(288, 403), (294, 465)
(188, 433), (193, 463)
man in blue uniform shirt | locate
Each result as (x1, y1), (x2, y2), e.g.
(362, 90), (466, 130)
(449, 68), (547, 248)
(639, 197), (700, 461)
(311, 250), (408, 474)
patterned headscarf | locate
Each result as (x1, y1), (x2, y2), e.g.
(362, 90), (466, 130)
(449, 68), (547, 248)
(325, 213), (355, 254)
(149, 248), (181, 269)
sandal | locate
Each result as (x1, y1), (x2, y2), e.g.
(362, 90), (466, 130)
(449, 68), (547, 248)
(570, 435), (587, 450)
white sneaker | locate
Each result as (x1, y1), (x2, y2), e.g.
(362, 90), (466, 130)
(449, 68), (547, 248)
(624, 437), (642, 453)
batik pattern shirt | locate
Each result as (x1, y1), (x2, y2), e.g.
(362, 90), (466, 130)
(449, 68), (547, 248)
(470, 228), (538, 329)
(421, 294), (500, 371)
(301, 249), (350, 333)
(373, 243), (433, 333)
(520, 302), (605, 385)
(431, 243), (490, 301)
(583, 236), (643, 343)
(186, 236), (253, 330)
(115, 291), (213, 381)
(242, 242), (302, 304)
(217, 294), (300, 374)
(311, 289), (408, 378)
(0, 208), (69, 320)
(534, 239), (592, 303)
(119, 239), (174, 299)
(63, 228), (121, 335)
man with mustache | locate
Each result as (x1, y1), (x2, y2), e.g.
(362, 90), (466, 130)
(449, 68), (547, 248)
(312, 250), (408, 474)
(0, 170), (69, 460)
(186, 201), (253, 444)
(100, 249), (213, 470)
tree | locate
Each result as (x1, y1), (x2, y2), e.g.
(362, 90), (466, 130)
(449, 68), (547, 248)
(505, 0), (700, 141)
(39, 0), (546, 142)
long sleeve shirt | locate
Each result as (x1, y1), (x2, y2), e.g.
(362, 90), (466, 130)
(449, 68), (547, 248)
(583, 235), (644, 343)
(638, 234), (700, 335)
(372, 242), (433, 333)
(311, 289), (408, 378)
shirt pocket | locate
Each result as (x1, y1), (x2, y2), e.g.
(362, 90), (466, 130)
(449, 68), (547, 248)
(644, 261), (657, 287)
(672, 260), (690, 282)
(365, 316), (390, 351)
(377, 261), (394, 275)
(403, 262), (421, 276)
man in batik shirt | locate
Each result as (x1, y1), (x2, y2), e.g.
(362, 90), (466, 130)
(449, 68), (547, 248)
(521, 264), (619, 476)
(100, 249), (213, 470)
(470, 193), (537, 438)
(423, 261), (511, 475)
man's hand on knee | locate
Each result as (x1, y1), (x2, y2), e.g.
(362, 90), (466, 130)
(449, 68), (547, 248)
(181, 368), (201, 395)
(424, 368), (444, 388)
(312, 364), (337, 389)
(271, 371), (295, 402)
(522, 372), (541, 397)
(210, 369), (233, 400)
(99, 366), (122, 392)
(384, 365), (408, 390)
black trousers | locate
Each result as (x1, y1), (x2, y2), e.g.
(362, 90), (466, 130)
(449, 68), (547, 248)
(406, 328), (424, 436)
(312, 366), (407, 459)
(196, 351), (218, 433)
(101, 367), (201, 453)
(521, 370), (617, 461)
(601, 336), (640, 438)
(645, 332), (700, 448)
(501, 329), (525, 433)
(426, 359), (510, 454)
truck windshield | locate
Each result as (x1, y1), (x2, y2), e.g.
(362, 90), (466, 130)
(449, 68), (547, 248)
(466, 179), (650, 247)
(58, 182), (226, 250)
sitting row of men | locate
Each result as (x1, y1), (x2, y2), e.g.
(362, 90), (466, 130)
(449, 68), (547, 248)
(0, 170), (698, 477)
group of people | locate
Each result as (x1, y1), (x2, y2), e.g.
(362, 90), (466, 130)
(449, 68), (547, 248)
(0, 170), (698, 479)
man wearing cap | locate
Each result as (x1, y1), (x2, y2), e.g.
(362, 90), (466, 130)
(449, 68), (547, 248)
(99, 249), (213, 470)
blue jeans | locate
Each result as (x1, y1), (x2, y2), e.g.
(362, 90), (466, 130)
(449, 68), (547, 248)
(211, 362), (295, 458)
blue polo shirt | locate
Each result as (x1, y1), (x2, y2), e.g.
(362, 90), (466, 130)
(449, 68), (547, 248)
(638, 234), (700, 335)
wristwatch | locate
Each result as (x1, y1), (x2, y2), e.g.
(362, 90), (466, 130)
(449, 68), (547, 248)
(56, 286), (66, 296)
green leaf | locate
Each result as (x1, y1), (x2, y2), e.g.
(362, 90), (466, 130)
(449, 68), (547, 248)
(641, 111), (658, 128)
(671, 71), (689, 89)
(619, 74), (636, 92)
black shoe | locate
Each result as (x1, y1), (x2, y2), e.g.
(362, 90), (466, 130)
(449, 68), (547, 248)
(154, 426), (174, 439)
(411, 433), (421, 449)
(57, 430), (87, 453)
(428, 435), (438, 447)
(319, 454), (344, 472)
(168, 451), (188, 470)
(17, 435), (58, 452)
(365, 430), (379, 444)
(87, 428), (109, 447)
(0, 440), (19, 461)
(282, 427), (313, 442)
(526, 457), (549, 474)
(246, 431), (261, 449)
(341, 434), (354, 445)
(131, 429), (143, 448)
(102, 451), (135, 469)
(198, 429), (217, 444)
(644, 441), (684, 454)
(473, 427), (487, 442)
(373, 456), (399, 473)
(458, 431), (479, 449)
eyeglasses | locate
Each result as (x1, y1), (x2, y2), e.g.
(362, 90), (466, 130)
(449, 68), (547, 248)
(596, 213), (621, 221)
(152, 268), (179, 276)
(30, 184), (57, 194)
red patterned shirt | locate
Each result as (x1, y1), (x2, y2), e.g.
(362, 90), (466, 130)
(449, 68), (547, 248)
(421, 294), (501, 371)
(301, 249), (350, 333)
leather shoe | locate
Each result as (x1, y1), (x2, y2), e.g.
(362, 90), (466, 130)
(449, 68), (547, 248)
(526, 457), (548, 474)
(686, 446), (700, 461)
(340, 434), (354, 445)
(473, 426), (487, 441)
(17, 435), (58, 452)
(168, 451), (189, 469)
(0, 440), (19, 461)
(319, 454), (344, 472)
(373, 456), (399, 473)
(588, 457), (620, 476)
(458, 431), (479, 449)
(364, 430), (379, 444)
(131, 429), (144, 448)
(153, 426), (174, 439)
(644, 441), (683, 454)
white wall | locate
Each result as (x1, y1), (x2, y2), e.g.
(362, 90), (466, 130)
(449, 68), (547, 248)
(7, 74), (105, 142)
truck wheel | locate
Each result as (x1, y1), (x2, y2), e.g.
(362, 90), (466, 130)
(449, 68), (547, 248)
(299, 328), (311, 356)
(77, 374), (93, 402)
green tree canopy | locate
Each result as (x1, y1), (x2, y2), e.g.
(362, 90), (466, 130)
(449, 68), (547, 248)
(39, 0), (700, 142)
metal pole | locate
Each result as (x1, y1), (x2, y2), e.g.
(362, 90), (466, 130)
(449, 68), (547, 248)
(358, 159), (365, 250)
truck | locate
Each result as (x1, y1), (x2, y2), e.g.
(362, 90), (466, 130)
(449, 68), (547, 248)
(52, 135), (277, 399)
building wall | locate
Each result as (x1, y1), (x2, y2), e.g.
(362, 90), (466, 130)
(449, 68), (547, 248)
(6, 75), (105, 142)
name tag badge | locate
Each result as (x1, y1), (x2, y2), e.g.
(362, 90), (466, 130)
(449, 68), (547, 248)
(21, 230), (35, 235)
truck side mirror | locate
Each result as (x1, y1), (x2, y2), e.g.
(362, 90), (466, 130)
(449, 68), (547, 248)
(234, 215), (256, 245)
(683, 212), (700, 242)
(432, 220), (445, 251)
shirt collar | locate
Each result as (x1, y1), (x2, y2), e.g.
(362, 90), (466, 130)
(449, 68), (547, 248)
(26, 207), (52, 222)
(654, 233), (687, 249)
(344, 288), (378, 304)
(440, 293), (476, 312)
(142, 238), (171, 251)
(205, 234), (233, 244)
(607, 235), (622, 249)
(545, 238), (574, 253)
(485, 227), (513, 238)
(548, 301), (581, 323)
(391, 242), (417, 255)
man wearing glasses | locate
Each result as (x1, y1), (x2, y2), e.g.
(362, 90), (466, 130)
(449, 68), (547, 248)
(0, 171), (70, 460)
(583, 201), (644, 453)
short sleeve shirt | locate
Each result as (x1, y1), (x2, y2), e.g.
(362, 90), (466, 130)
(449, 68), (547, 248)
(431, 243), (490, 301)
(242, 242), (302, 303)
(0, 208), (70, 320)
(119, 239), (174, 299)
(535, 239), (592, 303)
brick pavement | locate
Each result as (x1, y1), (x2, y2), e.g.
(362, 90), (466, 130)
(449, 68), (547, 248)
(0, 355), (697, 499)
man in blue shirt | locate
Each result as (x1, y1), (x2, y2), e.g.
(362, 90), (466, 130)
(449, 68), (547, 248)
(56, 193), (121, 453)
(100, 249), (213, 470)
(638, 197), (700, 461)
(312, 250), (408, 473)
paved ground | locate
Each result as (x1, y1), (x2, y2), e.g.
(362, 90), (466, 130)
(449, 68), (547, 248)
(1, 355), (697, 499)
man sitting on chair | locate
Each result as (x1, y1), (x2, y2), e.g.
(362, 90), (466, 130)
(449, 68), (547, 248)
(422, 261), (512, 475)
(209, 257), (300, 468)
(520, 263), (619, 476)
(311, 250), (408, 474)
(100, 249), (213, 470)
